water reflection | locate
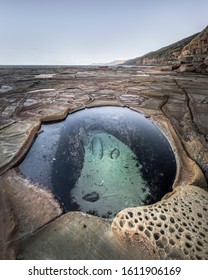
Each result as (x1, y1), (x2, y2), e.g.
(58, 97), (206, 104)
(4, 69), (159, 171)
(18, 107), (176, 218)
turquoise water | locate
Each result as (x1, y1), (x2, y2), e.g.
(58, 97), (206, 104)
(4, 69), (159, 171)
(71, 131), (150, 217)
(19, 107), (176, 218)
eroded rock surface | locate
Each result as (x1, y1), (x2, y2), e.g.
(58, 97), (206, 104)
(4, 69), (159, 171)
(112, 185), (208, 260)
(0, 65), (208, 259)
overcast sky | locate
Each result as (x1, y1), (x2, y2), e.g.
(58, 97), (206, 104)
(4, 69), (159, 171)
(0, 0), (207, 65)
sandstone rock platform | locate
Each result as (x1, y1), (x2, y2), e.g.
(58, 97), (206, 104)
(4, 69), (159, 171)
(0, 65), (208, 259)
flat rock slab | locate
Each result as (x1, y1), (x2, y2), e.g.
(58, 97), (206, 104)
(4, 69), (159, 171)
(0, 170), (62, 259)
(18, 212), (159, 260)
(0, 185), (18, 260)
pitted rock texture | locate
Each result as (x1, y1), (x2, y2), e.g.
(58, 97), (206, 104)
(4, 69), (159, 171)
(112, 185), (208, 260)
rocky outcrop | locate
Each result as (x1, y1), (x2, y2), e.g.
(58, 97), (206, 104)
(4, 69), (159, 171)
(124, 26), (208, 73)
(179, 26), (208, 64)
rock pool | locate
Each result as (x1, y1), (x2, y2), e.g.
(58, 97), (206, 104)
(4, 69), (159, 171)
(18, 106), (176, 218)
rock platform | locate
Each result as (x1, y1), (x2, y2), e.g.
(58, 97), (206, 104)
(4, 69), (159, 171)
(0, 65), (208, 259)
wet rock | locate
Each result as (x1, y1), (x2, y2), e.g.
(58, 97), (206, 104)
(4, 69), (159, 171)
(34, 74), (56, 79)
(0, 85), (13, 93)
(82, 192), (100, 202)
(79, 127), (89, 146)
(91, 136), (103, 159)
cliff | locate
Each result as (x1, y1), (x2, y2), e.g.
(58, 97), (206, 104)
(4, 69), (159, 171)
(124, 26), (208, 73)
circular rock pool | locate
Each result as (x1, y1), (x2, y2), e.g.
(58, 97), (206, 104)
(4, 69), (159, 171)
(18, 107), (176, 218)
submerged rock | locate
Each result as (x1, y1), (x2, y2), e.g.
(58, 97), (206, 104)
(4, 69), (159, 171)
(82, 192), (100, 202)
(91, 136), (103, 159)
(79, 127), (89, 146)
(110, 148), (120, 159)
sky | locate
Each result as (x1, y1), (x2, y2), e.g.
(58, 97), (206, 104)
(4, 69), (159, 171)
(0, 0), (207, 65)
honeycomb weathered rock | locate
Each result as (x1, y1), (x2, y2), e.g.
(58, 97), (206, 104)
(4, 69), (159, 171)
(112, 185), (208, 260)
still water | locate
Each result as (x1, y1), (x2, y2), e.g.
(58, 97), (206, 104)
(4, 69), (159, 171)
(18, 107), (176, 218)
